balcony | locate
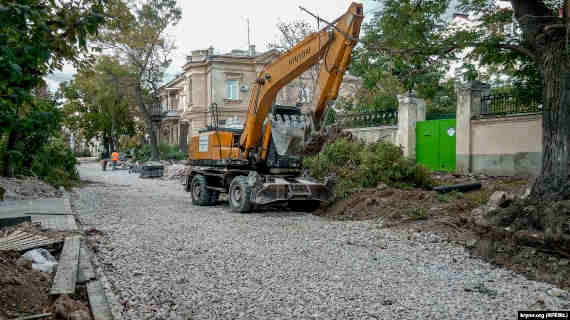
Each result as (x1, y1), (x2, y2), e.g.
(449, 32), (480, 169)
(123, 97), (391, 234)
(165, 105), (181, 118)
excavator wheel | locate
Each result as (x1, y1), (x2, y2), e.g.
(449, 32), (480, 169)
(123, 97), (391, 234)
(228, 176), (253, 213)
(191, 175), (213, 206)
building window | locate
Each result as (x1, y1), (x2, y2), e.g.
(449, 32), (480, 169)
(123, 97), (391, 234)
(226, 80), (239, 100)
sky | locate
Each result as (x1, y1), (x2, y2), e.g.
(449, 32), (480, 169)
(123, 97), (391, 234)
(45, 0), (378, 92)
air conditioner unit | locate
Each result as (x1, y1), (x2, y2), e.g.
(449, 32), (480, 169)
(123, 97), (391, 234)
(240, 85), (249, 92)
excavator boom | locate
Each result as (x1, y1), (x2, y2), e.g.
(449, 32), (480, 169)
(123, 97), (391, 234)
(239, 2), (364, 159)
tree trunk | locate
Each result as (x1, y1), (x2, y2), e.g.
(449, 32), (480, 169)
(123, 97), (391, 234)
(135, 84), (160, 161)
(146, 118), (159, 161)
(2, 129), (19, 177)
(533, 33), (570, 201)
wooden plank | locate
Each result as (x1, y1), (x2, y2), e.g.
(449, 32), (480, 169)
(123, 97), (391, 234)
(77, 244), (96, 284)
(87, 280), (113, 320)
(50, 236), (81, 295)
(11, 313), (53, 320)
(0, 216), (31, 228)
(1, 230), (26, 240)
(0, 239), (63, 252)
(0, 234), (40, 244)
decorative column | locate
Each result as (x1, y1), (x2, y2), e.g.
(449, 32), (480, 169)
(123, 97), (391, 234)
(455, 80), (490, 174)
(397, 91), (426, 159)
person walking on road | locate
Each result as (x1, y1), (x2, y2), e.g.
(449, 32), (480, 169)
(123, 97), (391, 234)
(111, 151), (119, 170)
(101, 150), (109, 171)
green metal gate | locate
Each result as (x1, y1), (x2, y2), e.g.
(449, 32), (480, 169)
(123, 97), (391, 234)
(416, 119), (456, 171)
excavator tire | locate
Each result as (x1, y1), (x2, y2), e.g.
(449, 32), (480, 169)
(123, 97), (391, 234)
(191, 175), (212, 206)
(228, 176), (253, 213)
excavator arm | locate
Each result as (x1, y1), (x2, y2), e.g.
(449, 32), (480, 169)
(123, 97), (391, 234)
(239, 2), (364, 160)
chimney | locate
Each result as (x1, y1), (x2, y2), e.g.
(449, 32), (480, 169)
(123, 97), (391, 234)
(186, 55), (192, 63)
(249, 45), (256, 56)
(208, 46), (214, 55)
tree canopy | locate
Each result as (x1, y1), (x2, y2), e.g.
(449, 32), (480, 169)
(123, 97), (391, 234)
(60, 56), (139, 153)
(0, 0), (110, 176)
(98, 0), (181, 160)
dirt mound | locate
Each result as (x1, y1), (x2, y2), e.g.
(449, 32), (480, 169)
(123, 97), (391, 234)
(314, 174), (570, 290)
(315, 186), (437, 221)
(0, 250), (52, 318)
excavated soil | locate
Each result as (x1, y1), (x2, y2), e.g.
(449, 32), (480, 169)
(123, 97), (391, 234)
(0, 250), (53, 319)
(316, 173), (570, 292)
(297, 125), (356, 156)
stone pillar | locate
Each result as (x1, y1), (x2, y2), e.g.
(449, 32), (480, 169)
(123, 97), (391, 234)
(397, 91), (426, 159)
(455, 80), (491, 174)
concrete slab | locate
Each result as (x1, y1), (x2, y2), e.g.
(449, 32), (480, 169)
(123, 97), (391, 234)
(0, 198), (73, 218)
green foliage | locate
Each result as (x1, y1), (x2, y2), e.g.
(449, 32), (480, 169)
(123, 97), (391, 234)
(0, 0), (109, 111)
(408, 207), (428, 220)
(99, 0), (182, 161)
(303, 139), (433, 198)
(60, 55), (138, 152)
(0, 97), (63, 175)
(30, 138), (79, 189)
(134, 144), (153, 162)
(349, 0), (464, 114)
(160, 143), (186, 160)
(0, 0), (109, 181)
(134, 143), (186, 162)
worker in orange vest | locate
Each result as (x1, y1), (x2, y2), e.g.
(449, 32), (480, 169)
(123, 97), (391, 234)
(111, 151), (119, 170)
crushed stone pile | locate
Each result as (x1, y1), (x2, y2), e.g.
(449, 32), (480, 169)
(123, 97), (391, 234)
(0, 177), (62, 202)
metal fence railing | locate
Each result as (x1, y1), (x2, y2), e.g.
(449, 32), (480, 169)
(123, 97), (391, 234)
(325, 110), (398, 128)
(480, 94), (542, 116)
(426, 113), (456, 120)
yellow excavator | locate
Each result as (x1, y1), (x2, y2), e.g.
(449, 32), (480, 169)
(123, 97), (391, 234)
(185, 2), (363, 212)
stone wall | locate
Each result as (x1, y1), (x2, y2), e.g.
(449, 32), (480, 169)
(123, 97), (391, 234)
(456, 81), (542, 177)
(470, 114), (542, 176)
(344, 126), (398, 144)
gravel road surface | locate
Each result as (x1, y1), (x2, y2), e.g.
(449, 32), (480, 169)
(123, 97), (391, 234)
(73, 162), (569, 320)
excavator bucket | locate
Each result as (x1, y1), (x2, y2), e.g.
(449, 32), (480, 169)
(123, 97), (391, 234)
(269, 105), (305, 156)
(270, 105), (358, 157)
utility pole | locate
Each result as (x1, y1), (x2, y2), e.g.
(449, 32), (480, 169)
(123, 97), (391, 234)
(247, 17), (251, 48)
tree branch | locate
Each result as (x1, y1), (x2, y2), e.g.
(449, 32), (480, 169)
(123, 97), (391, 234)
(498, 43), (536, 60)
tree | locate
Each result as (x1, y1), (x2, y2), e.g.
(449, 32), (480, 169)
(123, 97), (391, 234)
(60, 56), (138, 153)
(99, 0), (181, 161)
(461, 0), (570, 201)
(268, 19), (319, 105)
(0, 0), (110, 176)
(358, 0), (570, 244)
(350, 0), (465, 112)
(363, 0), (570, 201)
